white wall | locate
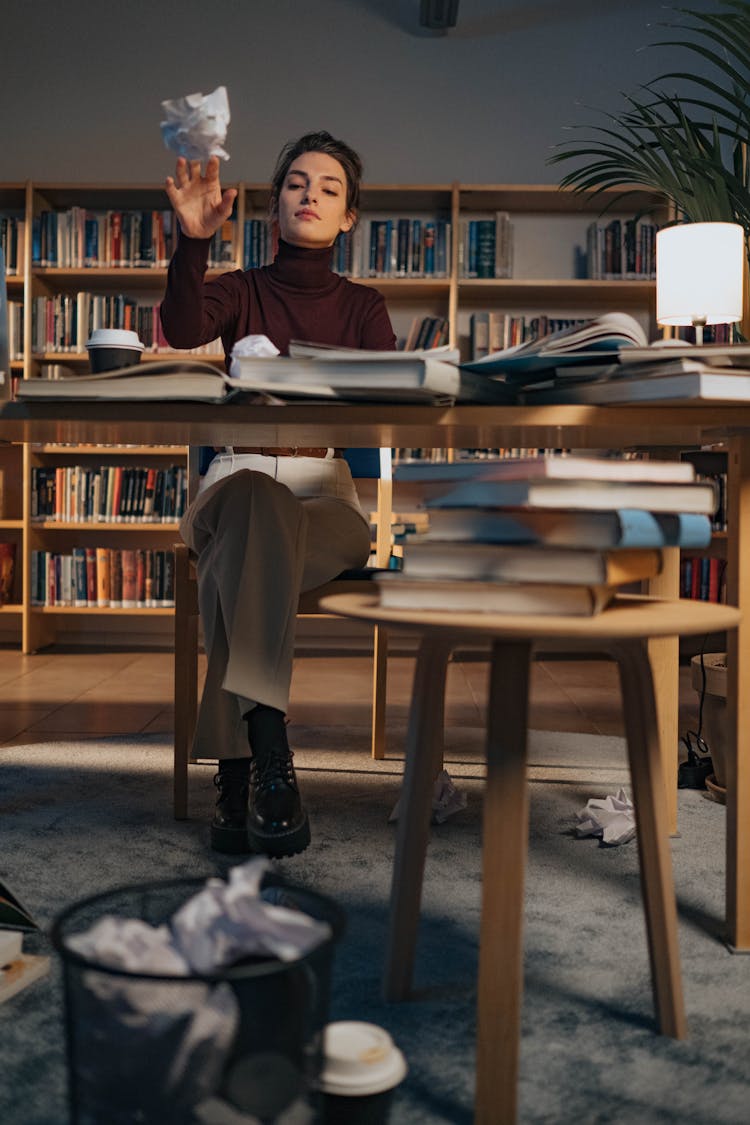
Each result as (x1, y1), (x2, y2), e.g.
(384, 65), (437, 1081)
(2, 0), (718, 184)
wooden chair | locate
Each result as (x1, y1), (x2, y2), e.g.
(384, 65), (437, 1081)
(172, 448), (394, 819)
(319, 590), (742, 1125)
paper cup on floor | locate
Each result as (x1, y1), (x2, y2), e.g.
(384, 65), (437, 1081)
(86, 329), (144, 373)
(318, 1021), (407, 1124)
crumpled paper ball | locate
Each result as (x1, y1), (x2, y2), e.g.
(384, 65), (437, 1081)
(160, 85), (231, 163)
(575, 787), (636, 846)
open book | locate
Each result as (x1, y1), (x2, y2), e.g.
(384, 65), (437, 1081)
(460, 312), (648, 379)
(14, 347), (517, 405)
(0, 879), (40, 933)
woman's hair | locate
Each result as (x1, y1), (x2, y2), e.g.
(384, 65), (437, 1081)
(269, 130), (363, 217)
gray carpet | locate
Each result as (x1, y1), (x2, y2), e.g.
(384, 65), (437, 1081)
(1, 728), (748, 1124)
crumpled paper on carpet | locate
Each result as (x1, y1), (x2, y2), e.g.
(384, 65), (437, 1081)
(161, 85), (231, 163)
(575, 787), (636, 846)
(389, 768), (467, 825)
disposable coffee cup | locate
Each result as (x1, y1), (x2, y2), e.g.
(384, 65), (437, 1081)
(317, 1021), (407, 1124)
(86, 328), (144, 373)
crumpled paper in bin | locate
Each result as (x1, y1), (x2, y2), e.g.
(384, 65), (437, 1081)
(575, 788), (636, 846)
(62, 858), (331, 1121)
(160, 85), (231, 163)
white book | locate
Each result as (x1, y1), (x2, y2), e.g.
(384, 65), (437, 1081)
(426, 477), (717, 515)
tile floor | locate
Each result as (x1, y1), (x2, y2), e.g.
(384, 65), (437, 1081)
(0, 643), (701, 751)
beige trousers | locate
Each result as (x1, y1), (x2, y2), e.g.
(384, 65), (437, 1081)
(179, 453), (371, 760)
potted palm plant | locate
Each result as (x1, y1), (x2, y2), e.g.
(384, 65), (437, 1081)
(548, 1), (750, 274)
(551, 4), (745, 798)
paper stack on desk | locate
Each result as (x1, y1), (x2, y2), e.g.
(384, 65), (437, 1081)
(378, 452), (715, 615)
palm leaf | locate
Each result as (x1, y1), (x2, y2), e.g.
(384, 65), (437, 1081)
(550, 1), (750, 252)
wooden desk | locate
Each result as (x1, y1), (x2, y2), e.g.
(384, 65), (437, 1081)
(1, 399), (747, 950)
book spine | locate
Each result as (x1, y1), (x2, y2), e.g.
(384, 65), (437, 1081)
(96, 547), (110, 607)
(121, 549), (137, 608)
(85, 547), (97, 607)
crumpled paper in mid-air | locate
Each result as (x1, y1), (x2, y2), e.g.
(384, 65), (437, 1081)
(575, 788), (636, 846)
(160, 85), (231, 163)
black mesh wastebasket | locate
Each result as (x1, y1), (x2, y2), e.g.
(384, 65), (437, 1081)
(51, 873), (345, 1125)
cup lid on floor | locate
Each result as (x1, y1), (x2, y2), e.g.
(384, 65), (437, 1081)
(319, 1021), (407, 1096)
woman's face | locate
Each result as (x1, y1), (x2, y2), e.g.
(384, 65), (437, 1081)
(276, 150), (354, 248)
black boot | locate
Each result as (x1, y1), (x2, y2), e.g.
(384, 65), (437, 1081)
(245, 705), (310, 857)
(210, 758), (251, 854)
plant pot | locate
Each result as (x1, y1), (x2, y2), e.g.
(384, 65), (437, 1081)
(690, 652), (727, 794)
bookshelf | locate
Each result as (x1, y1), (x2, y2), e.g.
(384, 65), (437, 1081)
(1, 177), (671, 649)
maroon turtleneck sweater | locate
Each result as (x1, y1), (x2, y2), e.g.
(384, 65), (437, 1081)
(160, 234), (396, 366)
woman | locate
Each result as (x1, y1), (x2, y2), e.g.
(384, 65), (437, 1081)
(161, 131), (396, 858)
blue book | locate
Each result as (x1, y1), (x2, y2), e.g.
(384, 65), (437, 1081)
(419, 508), (713, 550)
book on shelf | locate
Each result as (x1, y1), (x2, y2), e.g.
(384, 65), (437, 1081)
(374, 573), (617, 616)
(459, 312), (648, 377)
(425, 477), (717, 516)
(394, 454), (696, 484)
(399, 540), (663, 585)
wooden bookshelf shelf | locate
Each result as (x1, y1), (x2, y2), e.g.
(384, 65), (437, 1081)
(32, 521), (180, 531)
(33, 606), (175, 616)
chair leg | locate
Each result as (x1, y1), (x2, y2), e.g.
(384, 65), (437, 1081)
(371, 624), (388, 760)
(475, 640), (532, 1125)
(173, 548), (198, 820)
(383, 635), (453, 1002)
(614, 638), (687, 1039)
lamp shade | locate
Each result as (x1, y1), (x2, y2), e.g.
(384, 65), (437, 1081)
(656, 222), (744, 327)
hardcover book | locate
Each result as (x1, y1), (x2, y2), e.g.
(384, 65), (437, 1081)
(375, 574), (616, 616)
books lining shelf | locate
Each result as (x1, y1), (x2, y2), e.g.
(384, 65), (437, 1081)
(31, 547), (175, 609)
(469, 313), (587, 361)
(32, 208), (234, 272)
(30, 463), (187, 524)
(31, 293), (222, 357)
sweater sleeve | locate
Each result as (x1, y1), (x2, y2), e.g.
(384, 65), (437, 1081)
(159, 233), (243, 349)
(360, 289), (397, 350)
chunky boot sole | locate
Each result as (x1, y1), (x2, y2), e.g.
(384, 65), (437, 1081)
(247, 812), (311, 858)
(210, 820), (251, 855)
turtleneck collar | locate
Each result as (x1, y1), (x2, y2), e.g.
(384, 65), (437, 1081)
(266, 238), (338, 292)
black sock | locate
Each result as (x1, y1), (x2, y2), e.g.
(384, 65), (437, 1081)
(244, 704), (289, 757)
(218, 756), (251, 779)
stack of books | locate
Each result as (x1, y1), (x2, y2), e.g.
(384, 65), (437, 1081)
(378, 454), (717, 616)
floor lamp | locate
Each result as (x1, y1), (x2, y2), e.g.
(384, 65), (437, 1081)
(656, 222), (745, 344)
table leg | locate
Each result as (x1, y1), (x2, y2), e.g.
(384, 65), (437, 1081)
(475, 640), (532, 1125)
(646, 546), (680, 836)
(383, 635), (453, 1002)
(614, 639), (687, 1038)
(726, 435), (750, 949)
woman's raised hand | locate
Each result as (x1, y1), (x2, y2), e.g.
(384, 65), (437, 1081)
(165, 155), (238, 240)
